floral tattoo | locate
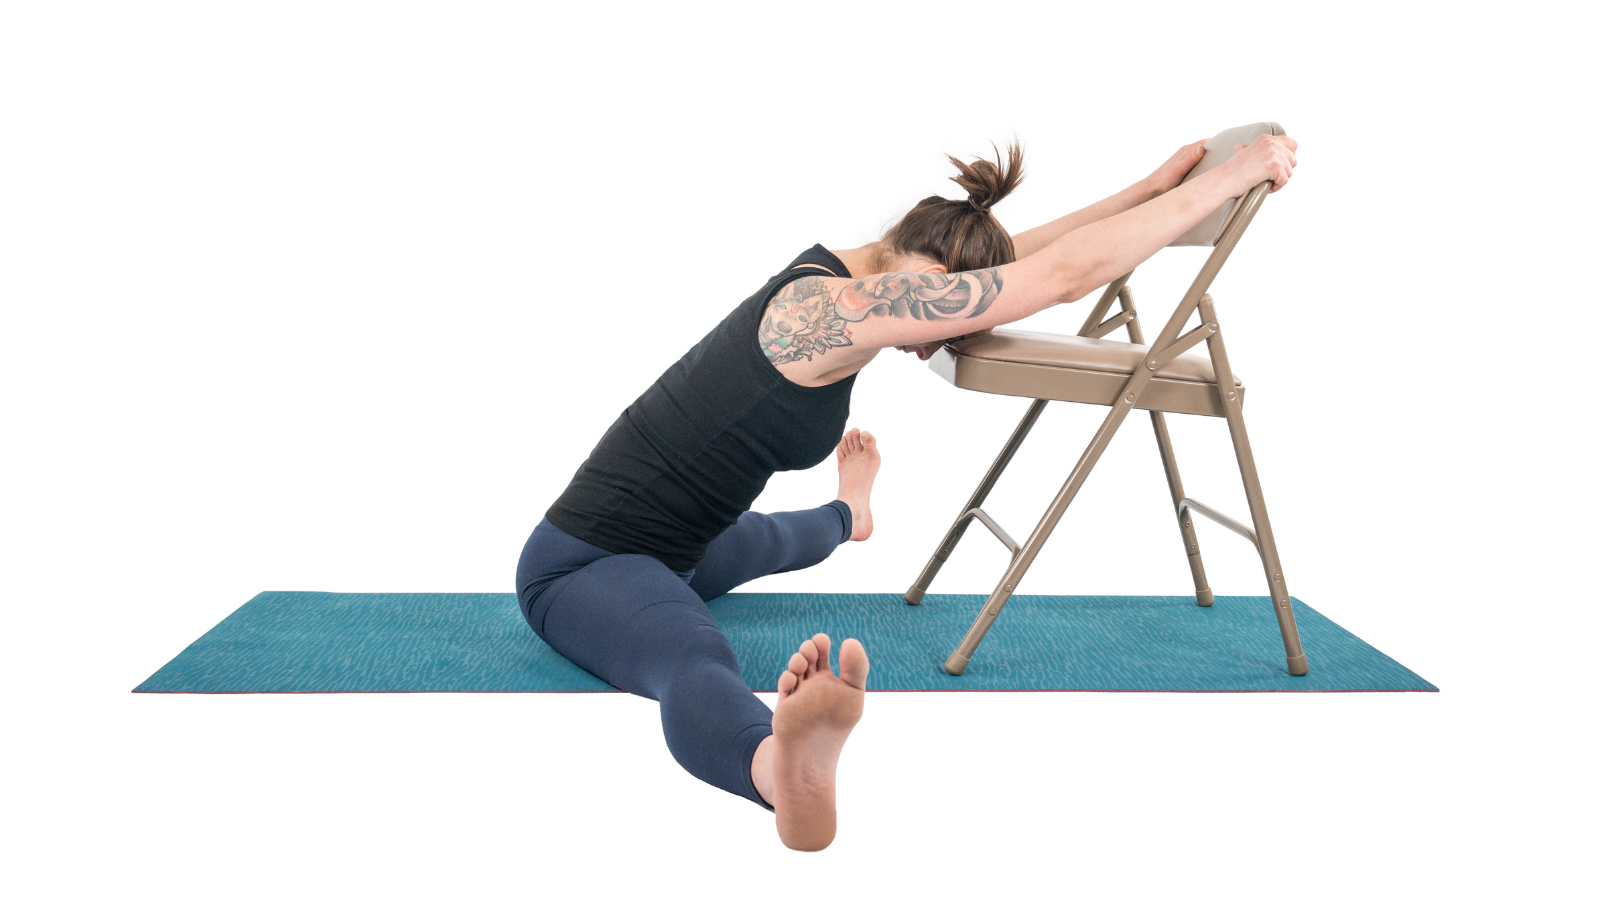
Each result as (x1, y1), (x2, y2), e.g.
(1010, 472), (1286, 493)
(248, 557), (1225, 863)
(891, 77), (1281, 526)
(759, 269), (1002, 365)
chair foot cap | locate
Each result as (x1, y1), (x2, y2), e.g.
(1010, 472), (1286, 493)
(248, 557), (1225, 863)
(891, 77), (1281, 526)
(1196, 588), (1215, 607)
(1286, 653), (1309, 676)
(905, 587), (925, 606)
(943, 652), (970, 676)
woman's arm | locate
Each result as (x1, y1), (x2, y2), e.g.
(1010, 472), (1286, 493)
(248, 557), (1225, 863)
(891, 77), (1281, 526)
(1008, 139), (1209, 259)
(760, 134), (1298, 373)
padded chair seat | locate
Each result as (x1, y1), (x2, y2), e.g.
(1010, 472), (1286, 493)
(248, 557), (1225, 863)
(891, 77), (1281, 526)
(931, 327), (1243, 418)
(950, 328), (1240, 385)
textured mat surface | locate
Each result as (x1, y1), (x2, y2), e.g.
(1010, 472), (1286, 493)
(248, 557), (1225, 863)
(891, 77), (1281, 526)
(135, 592), (1434, 693)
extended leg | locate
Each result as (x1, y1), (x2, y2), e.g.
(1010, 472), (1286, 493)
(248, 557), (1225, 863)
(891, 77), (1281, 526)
(525, 541), (871, 852)
(689, 427), (879, 601)
(534, 554), (778, 806)
(688, 502), (852, 601)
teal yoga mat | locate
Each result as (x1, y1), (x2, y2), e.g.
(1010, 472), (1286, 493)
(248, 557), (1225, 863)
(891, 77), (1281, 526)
(135, 592), (1434, 693)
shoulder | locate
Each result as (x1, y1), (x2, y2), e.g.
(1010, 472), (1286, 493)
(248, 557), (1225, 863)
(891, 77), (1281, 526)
(758, 274), (854, 366)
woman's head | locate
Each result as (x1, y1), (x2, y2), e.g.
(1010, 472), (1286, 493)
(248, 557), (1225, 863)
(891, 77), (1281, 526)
(873, 141), (1025, 275)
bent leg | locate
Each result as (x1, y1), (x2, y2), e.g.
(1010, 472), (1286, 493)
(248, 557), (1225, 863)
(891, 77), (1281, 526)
(534, 552), (776, 808)
(688, 501), (852, 602)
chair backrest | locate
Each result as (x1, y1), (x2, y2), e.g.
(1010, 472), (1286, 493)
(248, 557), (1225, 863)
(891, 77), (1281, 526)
(1168, 122), (1285, 247)
(1070, 122), (1285, 355)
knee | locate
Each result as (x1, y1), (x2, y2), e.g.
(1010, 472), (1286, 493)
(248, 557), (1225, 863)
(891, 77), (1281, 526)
(667, 622), (742, 676)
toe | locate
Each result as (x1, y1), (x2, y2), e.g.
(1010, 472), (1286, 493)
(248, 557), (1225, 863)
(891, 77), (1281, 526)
(839, 638), (870, 689)
(811, 633), (833, 675)
(778, 669), (798, 696)
(798, 639), (819, 671)
(788, 652), (809, 678)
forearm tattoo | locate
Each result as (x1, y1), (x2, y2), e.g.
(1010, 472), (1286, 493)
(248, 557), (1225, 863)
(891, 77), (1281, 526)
(759, 269), (1003, 365)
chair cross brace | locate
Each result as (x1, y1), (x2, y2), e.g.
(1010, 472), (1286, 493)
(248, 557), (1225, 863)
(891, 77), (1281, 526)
(1086, 308), (1137, 339)
(955, 508), (1021, 556)
(1177, 497), (1259, 550)
(1147, 320), (1218, 370)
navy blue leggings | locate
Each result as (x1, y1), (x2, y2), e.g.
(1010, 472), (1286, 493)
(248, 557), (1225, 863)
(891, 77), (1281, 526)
(515, 501), (852, 809)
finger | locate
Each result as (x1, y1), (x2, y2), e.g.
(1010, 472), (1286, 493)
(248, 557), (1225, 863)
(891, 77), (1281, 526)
(1282, 136), (1299, 151)
(1235, 143), (1248, 151)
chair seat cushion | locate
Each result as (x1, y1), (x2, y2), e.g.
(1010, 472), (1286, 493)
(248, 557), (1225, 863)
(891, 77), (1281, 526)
(947, 328), (1241, 386)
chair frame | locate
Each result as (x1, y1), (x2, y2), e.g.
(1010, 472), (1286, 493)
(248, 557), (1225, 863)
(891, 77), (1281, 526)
(904, 176), (1310, 678)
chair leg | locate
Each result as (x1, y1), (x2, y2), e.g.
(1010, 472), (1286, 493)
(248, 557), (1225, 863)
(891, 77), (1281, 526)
(1200, 297), (1309, 676)
(944, 395), (1138, 675)
(905, 399), (1047, 605)
(1149, 411), (1215, 606)
(1115, 283), (1214, 607)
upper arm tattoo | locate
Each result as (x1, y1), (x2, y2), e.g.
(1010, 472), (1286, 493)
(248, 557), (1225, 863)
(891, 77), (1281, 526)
(759, 269), (1003, 365)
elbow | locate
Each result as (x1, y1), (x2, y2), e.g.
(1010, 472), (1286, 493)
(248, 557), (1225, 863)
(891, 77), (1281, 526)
(1056, 279), (1091, 304)
(1049, 246), (1118, 304)
(1049, 266), (1093, 305)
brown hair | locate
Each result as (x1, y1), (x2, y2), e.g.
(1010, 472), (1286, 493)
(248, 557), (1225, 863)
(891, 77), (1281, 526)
(878, 141), (1025, 273)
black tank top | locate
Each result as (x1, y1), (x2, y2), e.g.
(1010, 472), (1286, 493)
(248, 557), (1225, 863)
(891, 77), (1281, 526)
(544, 245), (856, 572)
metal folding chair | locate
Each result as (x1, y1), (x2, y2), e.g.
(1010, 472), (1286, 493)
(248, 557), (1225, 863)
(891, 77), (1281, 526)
(905, 122), (1310, 677)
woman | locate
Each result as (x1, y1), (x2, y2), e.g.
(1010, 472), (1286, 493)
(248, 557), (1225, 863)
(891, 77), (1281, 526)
(516, 133), (1298, 850)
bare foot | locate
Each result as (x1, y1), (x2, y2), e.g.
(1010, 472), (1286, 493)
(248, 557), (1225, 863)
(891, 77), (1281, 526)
(835, 428), (880, 542)
(763, 634), (869, 851)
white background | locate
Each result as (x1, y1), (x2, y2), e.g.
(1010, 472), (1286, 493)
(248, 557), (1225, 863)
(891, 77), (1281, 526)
(4, 2), (1595, 897)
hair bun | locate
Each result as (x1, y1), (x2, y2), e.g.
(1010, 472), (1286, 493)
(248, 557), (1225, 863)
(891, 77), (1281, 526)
(948, 141), (1025, 212)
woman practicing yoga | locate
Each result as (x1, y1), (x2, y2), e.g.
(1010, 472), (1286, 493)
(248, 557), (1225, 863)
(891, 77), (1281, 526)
(516, 132), (1297, 850)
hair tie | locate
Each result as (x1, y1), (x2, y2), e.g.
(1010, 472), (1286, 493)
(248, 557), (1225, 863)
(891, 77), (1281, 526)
(968, 198), (990, 214)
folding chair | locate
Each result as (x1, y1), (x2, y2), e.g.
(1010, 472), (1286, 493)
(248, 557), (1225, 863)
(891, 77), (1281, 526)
(906, 122), (1310, 677)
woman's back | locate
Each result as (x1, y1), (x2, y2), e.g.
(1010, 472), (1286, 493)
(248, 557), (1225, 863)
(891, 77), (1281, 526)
(544, 245), (857, 572)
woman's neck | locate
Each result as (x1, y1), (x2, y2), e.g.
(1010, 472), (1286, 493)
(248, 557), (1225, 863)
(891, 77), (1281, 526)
(832, 243), (886, 280)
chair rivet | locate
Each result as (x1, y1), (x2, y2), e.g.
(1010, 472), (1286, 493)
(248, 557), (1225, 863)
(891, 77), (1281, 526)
(1274, 573), (1282, 583)
(1227, 390), (1236, 400)
(1147, 360), (1157, 369)
(1125, 392), (1135, 403)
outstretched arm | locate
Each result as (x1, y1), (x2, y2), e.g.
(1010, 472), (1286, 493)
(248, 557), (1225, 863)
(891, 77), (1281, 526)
(760, 134), (1298, 371)
(1008, 139), (1210, 259)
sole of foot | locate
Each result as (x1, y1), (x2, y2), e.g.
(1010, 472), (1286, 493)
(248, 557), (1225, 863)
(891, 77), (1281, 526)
(835, 428), (880, 542)
(771, 633), (869, 851)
